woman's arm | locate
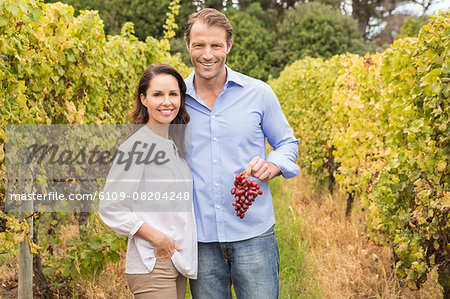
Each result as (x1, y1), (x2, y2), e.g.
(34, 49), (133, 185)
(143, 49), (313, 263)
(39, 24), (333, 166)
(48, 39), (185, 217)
(98, 137), (180, 257)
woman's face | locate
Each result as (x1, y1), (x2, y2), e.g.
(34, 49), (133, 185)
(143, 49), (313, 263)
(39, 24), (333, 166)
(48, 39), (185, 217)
(140, 74), (181, 125)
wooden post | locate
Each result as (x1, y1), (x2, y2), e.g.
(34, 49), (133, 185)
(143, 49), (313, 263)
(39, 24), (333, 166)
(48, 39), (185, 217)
(18, 228), (33, 298)
(18, 212), (33, 298)
(18, 168), (34, 299)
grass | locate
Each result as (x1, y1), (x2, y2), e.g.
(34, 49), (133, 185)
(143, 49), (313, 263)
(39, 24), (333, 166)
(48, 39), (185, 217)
(270, 177), (320, 298)
(280, 173), (444, 299)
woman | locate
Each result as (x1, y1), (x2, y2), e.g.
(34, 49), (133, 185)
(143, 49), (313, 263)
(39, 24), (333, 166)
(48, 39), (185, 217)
(99, 64), (196, 299)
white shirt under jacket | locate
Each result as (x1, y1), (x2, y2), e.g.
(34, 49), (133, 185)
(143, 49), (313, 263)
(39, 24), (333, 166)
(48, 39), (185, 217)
(98, 126), (197, 278)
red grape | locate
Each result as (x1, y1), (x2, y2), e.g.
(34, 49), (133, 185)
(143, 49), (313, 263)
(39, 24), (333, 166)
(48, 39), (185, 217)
(231, 171), (263, 219)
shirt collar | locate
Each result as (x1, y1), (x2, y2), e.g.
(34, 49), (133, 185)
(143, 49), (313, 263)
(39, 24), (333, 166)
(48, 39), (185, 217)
(225, 66), (244, 87)
(186, 65), (244, 97)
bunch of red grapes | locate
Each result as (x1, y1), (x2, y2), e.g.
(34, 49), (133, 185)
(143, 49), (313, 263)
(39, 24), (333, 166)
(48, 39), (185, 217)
(231, 172), (263, 219)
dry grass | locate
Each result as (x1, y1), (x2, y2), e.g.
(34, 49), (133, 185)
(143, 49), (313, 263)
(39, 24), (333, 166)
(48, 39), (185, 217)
(286, 174), (443, 299)
(60, 223), (132, 298)
(0, 252), (18, 299)
(0, 222), (133, 299)
(78, 250), (132, 299)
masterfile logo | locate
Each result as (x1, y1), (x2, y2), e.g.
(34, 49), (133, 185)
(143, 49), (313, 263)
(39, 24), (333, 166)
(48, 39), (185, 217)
(5, 124), (192, 213)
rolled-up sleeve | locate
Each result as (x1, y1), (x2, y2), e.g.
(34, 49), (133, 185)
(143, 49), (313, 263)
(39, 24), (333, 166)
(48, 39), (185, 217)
(98, 143), (145, 238)
(261, 85), (300, 179)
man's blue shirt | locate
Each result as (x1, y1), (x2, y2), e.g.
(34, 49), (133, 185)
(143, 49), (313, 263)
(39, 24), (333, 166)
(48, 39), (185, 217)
(185, 66), (299, 243)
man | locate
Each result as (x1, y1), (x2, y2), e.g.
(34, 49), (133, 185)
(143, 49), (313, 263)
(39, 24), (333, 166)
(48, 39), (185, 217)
(184, 8), (299, 299)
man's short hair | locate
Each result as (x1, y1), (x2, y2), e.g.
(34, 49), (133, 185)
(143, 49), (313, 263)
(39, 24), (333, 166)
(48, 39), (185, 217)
(184, 8), (233, 45)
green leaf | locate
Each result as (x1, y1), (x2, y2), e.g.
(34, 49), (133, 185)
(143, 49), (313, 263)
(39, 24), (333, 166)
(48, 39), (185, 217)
(6, 3), (20, 17)
(88, 237), (103, 250)
(421, 68), (442, 86)
(0, 15), (9, 27)
(80, 249), (93, 260)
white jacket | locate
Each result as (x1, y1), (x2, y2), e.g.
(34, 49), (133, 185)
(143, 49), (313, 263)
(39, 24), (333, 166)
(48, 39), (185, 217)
(98, 126), (197, 278)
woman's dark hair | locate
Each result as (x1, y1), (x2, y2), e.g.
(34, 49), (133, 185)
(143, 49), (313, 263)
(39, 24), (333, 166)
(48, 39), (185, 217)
(128, 64), (190, 157)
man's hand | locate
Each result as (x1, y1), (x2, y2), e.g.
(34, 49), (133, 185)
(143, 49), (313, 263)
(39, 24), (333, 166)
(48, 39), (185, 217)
(245, 156), (281, 182)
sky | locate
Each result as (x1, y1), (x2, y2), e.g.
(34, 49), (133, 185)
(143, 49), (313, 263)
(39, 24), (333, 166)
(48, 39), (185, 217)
(395, 0), (450, 16)
(340, 0), (449, 16)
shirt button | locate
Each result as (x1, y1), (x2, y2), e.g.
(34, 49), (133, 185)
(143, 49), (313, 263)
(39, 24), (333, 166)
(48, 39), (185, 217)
(211, 115), (216, 119)
(213, 137), (217, 141)
(216, 205), (221, 209)
(213, 160), (217, 163)
(215, 183), (219, 187)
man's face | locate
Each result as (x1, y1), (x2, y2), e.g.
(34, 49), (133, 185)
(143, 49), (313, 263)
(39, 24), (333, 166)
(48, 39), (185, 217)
(187, 21), (232, 81)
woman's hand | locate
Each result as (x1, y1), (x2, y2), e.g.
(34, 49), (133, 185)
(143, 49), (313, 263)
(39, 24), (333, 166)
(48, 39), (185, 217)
(135, 223), (181, 258)
(152, 229), (181, 258)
